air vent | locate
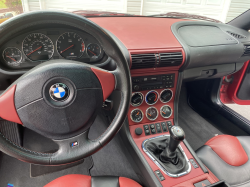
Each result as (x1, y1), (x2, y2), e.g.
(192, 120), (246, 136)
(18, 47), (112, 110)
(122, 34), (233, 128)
(159, 52), (183, 67)
(131, 54), (156, 69)
(243, 44), (250, 56)
(227, 31), (246, 39)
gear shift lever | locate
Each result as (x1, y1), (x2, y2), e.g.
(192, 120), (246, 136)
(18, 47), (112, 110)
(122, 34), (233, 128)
(160, 126), (185, 164)
(169, 126), (185, 152)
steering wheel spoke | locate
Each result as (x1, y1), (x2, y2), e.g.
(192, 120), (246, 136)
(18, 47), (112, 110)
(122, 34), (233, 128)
(51, 130), (100, 165)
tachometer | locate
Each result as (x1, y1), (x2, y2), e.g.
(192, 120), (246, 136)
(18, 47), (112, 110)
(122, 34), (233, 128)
(23, 33), (54, 61)
(57, 32), (85, 59)
(3, 47), (22, 66)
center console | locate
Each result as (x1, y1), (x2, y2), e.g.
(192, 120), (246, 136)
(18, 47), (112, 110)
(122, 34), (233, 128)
(128, 59), (220, 187)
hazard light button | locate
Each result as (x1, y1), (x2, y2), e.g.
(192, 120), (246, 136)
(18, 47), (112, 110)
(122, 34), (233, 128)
(194, 180), (211, 187)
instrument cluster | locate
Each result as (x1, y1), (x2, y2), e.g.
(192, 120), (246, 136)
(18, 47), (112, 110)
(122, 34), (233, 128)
(130, 89), (173, 123)
(1, 28), (105, 69)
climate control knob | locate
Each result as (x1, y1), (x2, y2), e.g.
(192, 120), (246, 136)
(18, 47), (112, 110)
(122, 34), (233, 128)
(146, 90), (159, 105)
(131, 92), (143, 106)
(160, 89), (173, 103)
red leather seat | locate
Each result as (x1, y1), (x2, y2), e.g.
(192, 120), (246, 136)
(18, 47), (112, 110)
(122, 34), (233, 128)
(196, 135), (250, 186)
(44, 174), (142, 187)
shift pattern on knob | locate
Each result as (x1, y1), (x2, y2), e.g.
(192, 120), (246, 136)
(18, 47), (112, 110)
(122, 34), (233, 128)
(170, 126), (185, 141)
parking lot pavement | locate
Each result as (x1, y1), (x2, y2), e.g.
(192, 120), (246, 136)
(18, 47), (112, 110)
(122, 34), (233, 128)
(225, 104), (250, 121)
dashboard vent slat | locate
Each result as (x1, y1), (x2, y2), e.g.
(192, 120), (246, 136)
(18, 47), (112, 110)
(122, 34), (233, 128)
(243, 44), (250, 56)
(131, 54), (156, 69)
(227, 31), (246, 39)
(159, 52), (183, 67)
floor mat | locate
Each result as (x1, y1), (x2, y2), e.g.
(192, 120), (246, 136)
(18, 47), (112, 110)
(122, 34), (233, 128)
(0, 110), (140, 186)
(88, 111), (141, 183)
(178, 86), (222, 151)
(0, 153), (92, 187)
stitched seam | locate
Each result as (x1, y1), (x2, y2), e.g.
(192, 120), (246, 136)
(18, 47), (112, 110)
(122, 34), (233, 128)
(231, 178), (250, 187)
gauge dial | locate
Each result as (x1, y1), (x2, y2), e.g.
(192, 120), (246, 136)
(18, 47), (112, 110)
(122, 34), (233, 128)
(131, 92), (144, 107)
(160, 89), (173, 103)
(160, 105), (172, 118)
(23, 33), (54, 61)
(87, 44), (101, 58)
(146, 107), (158, 121)
(57, 32), (85, 59)
(130, 109), (143, 123)
(145, 90), (159, 105)
(3, 47), (22, 66)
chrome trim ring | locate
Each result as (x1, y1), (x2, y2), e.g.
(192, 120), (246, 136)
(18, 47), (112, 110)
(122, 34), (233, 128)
(130, 108), (144, 123)
(146, 106), (158, 121)
(2, 47), (22, 66)
(160, 105), (172, 119)
(142, 135), (192, 178)
(145, 90), (159, 105)
(160, 89), (173, 103)
(131, 92), (144, 107)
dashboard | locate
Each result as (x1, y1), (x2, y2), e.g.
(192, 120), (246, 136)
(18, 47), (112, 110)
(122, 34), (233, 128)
(0, 28), (105, 69)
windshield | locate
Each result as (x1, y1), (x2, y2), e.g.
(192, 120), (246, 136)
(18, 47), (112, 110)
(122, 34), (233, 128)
(0, 0), (249, 23)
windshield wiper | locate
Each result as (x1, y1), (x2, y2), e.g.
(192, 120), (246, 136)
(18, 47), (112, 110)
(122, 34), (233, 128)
(148, 12), (221, 23)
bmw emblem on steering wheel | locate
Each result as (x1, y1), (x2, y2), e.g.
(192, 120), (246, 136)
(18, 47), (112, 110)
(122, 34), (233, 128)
(49, 83), (70, 102)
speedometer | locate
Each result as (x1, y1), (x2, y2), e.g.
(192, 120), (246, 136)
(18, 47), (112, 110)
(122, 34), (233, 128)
(23, 33), (54, 61)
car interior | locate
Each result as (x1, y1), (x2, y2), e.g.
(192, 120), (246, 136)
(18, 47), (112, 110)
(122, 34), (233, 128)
(0, 9), (250, 187)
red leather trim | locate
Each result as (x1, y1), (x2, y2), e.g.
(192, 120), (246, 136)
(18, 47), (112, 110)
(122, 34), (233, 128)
(44, 174), (91, 187)
(89, 17), (185, 50)
(91, 68), (115, 101)
(119, 177), (142, 187)
(172, 173), (219, 187)
(205, 135), (248, 166)
(0, 85), (22, 124)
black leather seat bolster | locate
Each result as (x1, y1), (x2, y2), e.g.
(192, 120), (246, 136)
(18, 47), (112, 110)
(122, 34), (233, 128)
(91, 176), (119, 187)
(196, 136), (250, 187)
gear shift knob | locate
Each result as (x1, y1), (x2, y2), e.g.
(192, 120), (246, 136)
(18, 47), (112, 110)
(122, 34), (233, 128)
(168, 126), (185, 153)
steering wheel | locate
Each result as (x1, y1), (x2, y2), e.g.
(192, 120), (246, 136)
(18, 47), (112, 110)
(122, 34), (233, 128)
(0, 11), (131, 165)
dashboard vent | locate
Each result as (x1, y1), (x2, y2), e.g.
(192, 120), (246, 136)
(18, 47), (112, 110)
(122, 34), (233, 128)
(243, 44), (250, 56)
(227, 31), (246, 39)
(131, 54), (156, 69)
(159, 52), (183, 67)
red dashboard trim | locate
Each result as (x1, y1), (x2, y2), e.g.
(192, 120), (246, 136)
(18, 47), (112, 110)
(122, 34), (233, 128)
(89, 17), (184, 50)
(128, 71), (178, 126)
(0, 85), (22, 124)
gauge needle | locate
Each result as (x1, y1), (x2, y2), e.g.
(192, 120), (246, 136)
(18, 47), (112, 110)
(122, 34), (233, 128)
(27, 46), (42, 56)
(88, 49), (96, 56)
(136, 112), (139, 115)
(60, 44), (74, 54)
(6, 55), (16, 62)
(162, 111), (166, 114)
(147, 113), (151, 116)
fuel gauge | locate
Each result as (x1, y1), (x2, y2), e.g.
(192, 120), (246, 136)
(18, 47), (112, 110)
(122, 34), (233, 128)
(87, 43), (101, 58)
(3, 47), (22, 66)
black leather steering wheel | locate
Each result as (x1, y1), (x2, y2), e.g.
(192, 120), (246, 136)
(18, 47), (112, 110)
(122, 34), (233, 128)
(0, 11), (131, 165)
